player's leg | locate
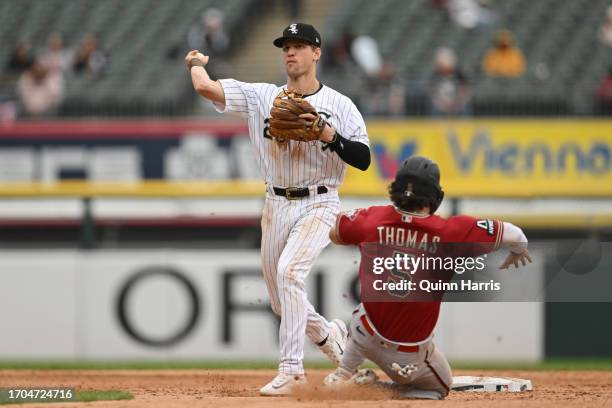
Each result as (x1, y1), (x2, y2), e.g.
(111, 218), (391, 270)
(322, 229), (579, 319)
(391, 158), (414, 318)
(341, 334), (366, 372)
(304, 301), (330, 344)
(372, 341), (452, 400)
(301, 198), (344, 346)
(260, 196), (308, 396)
(404, 342), (452, 399)
(275, 198), (339, 374)
(323, 336), (367, 384)
(260, 196), (291, 317)
(324, 309), (368, 385)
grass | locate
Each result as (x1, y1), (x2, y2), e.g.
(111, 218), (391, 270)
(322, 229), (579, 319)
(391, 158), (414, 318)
(76, 390), (133, 403)
(0, 360), (284, 370)
(0, 390), (133, 405)
(0, 358), (611, 371)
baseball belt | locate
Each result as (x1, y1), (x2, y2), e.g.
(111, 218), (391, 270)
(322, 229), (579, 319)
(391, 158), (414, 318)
(273, 185), (328, 200)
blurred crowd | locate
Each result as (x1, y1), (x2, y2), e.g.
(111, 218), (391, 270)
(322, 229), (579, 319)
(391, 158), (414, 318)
(1, 32), (109, 121)
(321, 24), (526, 117)
(167, 8), (230, 79)
(321, 0), (612, 117)
(3, 1), (612, 119)
(597, 6), (612, 113)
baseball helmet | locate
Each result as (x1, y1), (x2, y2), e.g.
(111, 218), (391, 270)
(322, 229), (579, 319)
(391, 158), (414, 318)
(393, 156), (444, 213)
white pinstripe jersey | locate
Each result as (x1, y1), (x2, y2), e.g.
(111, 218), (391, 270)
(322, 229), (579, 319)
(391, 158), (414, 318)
(214, 79), (369, 188)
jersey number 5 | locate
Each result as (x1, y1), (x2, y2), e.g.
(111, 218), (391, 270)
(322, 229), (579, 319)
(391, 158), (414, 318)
(387, 251), (412, 299)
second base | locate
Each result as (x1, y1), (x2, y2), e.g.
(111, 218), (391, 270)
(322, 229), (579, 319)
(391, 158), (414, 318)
(451, 376), (533, 392)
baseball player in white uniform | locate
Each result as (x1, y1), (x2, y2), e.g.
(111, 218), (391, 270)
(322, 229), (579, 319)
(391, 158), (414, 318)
(185, 23), (371, 395)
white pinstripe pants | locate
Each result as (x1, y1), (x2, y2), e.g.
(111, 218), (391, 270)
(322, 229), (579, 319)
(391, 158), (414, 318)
(261, 188), (339, 374)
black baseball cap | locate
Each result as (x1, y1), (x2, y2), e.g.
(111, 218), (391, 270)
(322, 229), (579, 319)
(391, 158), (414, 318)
(273, 23), (322, 48)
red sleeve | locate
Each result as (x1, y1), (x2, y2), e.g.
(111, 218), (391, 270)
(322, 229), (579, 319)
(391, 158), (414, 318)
(446, 215), (504, 250)
(336, 208), (369, 245)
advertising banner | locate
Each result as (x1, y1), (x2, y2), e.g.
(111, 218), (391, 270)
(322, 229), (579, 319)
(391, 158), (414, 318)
(0, 248), (543, 362)
(343, 120), (612, 197)
(1, 120), (611, 197)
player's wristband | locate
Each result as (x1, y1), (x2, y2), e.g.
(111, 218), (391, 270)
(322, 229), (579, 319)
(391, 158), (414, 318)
(189, 58), (205, 70)
(502, 222), (528, 254)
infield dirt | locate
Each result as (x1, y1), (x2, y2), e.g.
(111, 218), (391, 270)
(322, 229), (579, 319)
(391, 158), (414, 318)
(1, 369), (610, 407)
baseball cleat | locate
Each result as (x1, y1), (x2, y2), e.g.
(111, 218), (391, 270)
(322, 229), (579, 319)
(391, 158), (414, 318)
(319, 319), (348, 367)
(259, 373), (307, 396)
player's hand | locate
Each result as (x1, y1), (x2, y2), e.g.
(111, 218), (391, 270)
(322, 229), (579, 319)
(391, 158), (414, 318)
(185, 50), (209, 71)
(391, 363), (418, 379)
(299, 113), (316, 121)
(499, 249), (532, 269)
(299, 113), (335, 142)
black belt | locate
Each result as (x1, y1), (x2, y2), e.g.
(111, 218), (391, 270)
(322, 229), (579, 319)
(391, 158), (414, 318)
(273, 186), (328, 200)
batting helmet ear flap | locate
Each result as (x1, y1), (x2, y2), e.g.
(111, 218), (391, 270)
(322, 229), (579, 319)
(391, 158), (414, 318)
(429, 187), (444, 214)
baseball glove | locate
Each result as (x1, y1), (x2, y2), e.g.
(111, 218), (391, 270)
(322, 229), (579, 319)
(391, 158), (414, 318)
(268, 90), (327, 142)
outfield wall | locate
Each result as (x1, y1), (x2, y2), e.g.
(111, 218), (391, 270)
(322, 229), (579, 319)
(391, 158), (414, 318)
(0, 248), (543, 362)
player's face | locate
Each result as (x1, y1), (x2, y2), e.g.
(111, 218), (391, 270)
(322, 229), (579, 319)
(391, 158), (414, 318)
(282, 40), (320, 78)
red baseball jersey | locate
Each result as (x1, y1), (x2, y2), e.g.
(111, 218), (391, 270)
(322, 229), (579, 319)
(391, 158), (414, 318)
(337, 205), (504, 343)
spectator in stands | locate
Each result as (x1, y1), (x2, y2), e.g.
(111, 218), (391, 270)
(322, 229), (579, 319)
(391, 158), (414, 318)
(340, 34), (407, 116)
(360, 62), (408, 117)
(599, 6), (612, 47)
(351, 35), (384, 79)
(322, 30), (354, 70)
(17, 61), (64, 117)
(73, 34), (110, 76)
(0, 96), (17, 124)
(596, 67), (612, 114)
(187, 8), (229, 76)
(6, 40), (34, 74)
(482, 29), (525, 78)
(38, 32), (71, 75)
(386, 79), (408, 116)
(429, 47), (471, 116)
(448, 0), (497, 29)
